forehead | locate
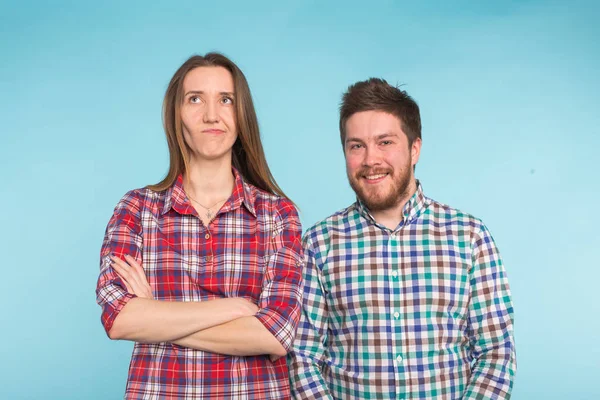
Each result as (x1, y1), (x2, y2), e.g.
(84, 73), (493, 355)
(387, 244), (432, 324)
(183, 66), (234, 92)
(345, 110), (404, 140)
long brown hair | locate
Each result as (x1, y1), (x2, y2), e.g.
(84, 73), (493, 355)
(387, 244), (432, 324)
(147, 53), (288, 199)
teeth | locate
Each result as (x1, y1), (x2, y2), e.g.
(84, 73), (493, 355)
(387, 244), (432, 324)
(365, 173), (387, 180)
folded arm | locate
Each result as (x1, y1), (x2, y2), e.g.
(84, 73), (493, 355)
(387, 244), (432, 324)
(108, 198), (304, 358)
(109, 295), (258, 343)
(173, 316), (286, 357)
(111, 255), (281, 353)
(96, 192), (257, 343)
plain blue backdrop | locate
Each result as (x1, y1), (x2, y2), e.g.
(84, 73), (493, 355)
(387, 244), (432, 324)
(1, 0), (599, 398)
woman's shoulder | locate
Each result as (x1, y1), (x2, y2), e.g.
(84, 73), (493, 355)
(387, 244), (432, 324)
(247, 184), (297, 217)
(113, 185), (170, 215)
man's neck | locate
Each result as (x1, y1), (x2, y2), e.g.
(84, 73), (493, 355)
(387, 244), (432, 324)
(370, 180), (417, 231)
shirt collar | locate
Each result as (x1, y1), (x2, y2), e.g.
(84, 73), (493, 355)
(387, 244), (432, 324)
(161, 168), (257, 218)
(356, 179), (430, 229)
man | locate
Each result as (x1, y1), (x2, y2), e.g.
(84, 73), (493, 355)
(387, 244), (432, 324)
(289, 78), (516, 399)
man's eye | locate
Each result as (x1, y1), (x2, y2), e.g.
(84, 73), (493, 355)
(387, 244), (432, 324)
(381, 140), (392, 145)
(350, 144), (362, 150)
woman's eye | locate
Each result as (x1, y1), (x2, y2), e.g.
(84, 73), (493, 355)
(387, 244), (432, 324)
(222, 96), (234, 105)
(190, 96), (201, 103)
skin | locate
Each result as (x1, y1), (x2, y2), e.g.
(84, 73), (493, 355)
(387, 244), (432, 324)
(108, 67), (286, 358)
(181, 66), (238, 163)
(180, 66), (238, 226)
(344, 110), (421, 230)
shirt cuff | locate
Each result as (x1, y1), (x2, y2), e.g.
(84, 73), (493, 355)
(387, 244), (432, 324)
(255, 305), (299, 352)
(101, 292), (137, 336)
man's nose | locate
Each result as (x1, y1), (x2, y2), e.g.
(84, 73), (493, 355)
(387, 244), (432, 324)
(363, 146), (382, 166)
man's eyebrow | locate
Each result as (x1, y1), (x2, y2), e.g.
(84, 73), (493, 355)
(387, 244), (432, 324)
(345, 133), (398, 143)
(375, 133), (399, 140)
(345, 137), (364, 143)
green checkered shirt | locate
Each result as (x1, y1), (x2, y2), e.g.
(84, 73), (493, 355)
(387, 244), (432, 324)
(289, 182), (515, 399)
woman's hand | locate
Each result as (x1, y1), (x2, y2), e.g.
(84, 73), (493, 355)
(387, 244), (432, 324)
(111, 254), (154, 299)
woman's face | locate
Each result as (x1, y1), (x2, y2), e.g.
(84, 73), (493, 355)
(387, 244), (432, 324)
(180, 66), (238, 163)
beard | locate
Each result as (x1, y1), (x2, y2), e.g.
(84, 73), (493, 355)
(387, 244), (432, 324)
(347, 164), (414, 212)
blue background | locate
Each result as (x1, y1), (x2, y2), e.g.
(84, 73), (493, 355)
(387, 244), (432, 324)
(1, 0), (598, 398)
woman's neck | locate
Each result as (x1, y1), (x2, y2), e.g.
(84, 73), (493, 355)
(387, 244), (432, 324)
(184, 155), (235, 205)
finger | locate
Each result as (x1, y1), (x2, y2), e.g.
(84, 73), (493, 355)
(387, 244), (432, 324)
(111, 258), (134, 293)
(124, 255), (154, 299)
(114, 262), (145, 296)
(125, 254), (148, 283)
(124, 255), (152, 296)
(111, 256), (130, 278)
(112, 255), (153, 298)
(115, 257), (153, 298)
(112, 256), (143, 288)
(120, 274), (133, 293)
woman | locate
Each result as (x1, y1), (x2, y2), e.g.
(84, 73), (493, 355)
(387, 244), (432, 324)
(96, 53), (303, 399)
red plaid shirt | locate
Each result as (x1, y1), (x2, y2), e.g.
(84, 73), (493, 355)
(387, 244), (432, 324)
(96, 170), (304, 399)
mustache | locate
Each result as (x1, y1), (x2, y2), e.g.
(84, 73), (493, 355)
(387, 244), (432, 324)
(355, 167), (392, 177)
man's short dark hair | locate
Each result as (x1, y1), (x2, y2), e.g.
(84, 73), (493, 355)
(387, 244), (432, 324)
(339, 78), (422, 147)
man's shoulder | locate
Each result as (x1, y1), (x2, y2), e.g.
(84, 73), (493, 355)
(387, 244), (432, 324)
(423, 196), (487, 233)
(303, 203), (359, 242)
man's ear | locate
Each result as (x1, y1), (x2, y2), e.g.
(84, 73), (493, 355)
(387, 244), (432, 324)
(411, 137), (422, 167)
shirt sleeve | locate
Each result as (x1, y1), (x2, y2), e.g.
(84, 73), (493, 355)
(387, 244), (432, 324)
(288, 233), (334, 400)
(254, 199), (304, 352)
(463, 223), (516, 399)
(95, 190), (143, 336)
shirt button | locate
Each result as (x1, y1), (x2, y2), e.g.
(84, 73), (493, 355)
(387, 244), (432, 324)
(393, 312), (400, 319)
(205, 255), (213, 262)
(396, 355), (403, 363)
(205, 233), (210, 239)
(392, 270), (398, 278)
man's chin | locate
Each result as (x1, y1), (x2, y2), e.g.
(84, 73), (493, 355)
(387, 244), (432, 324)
(351, 181), (391, 207)
(357, 193), (390, 211)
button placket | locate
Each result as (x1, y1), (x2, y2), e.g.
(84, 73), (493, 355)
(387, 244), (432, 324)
(203, 227), (214, 267)
(388, 231), (405, 392)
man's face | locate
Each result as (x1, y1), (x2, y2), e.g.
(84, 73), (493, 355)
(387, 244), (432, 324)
(344, 110), (421, 212)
